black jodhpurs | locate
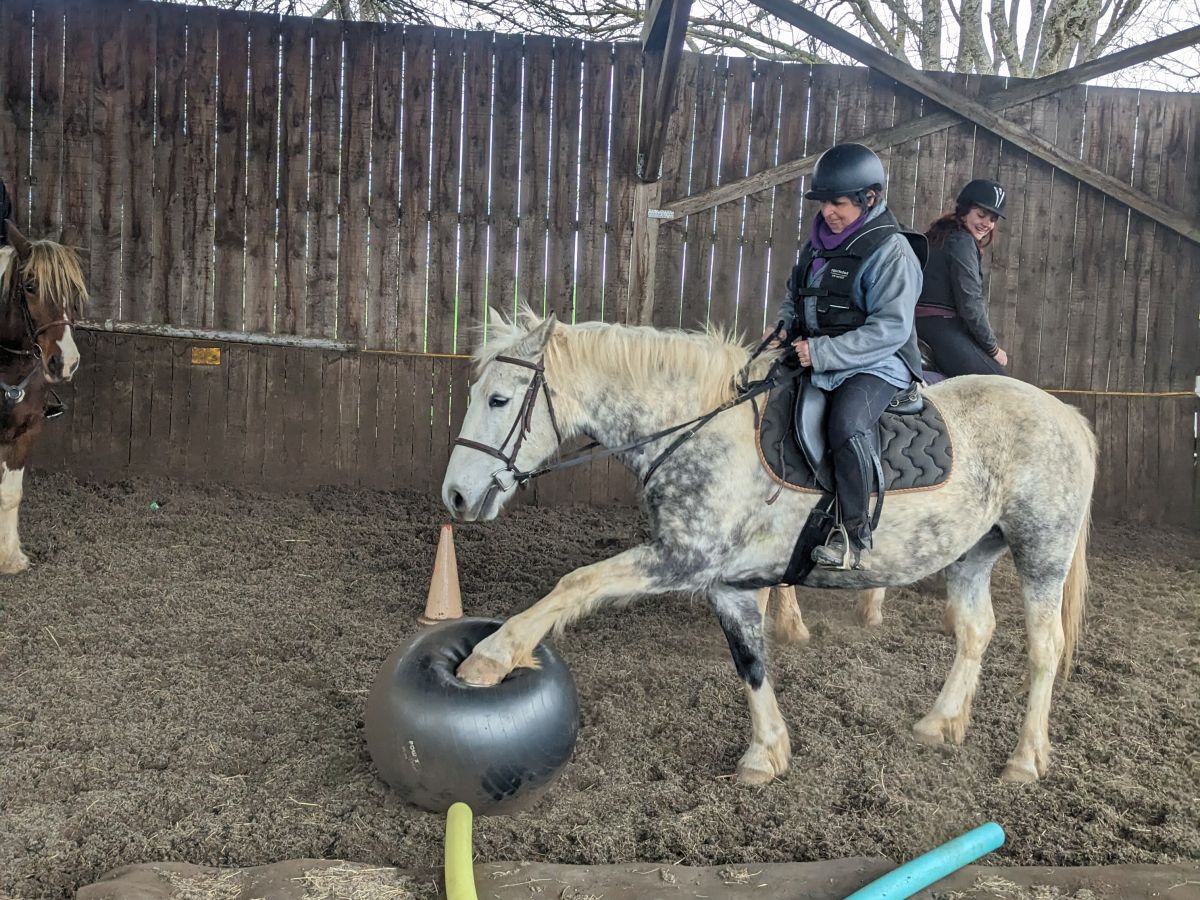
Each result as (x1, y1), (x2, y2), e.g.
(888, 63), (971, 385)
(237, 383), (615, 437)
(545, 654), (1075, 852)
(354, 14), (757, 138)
(916, 316), (1007, 377)
(827, 372), (897, 449)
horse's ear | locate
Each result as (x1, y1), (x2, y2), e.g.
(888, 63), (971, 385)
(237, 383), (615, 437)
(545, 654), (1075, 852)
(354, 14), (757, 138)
(4, 220), (30, 261)
(516, 312), (557, 356)
(515, 304), (543, 331)
(487, 306), (508, 332)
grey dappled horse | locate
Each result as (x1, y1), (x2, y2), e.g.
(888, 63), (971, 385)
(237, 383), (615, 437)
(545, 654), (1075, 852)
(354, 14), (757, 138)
(442, 308), (1095, 784)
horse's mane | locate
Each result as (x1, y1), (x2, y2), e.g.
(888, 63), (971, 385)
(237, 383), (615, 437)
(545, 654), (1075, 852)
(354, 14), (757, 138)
(478, 307), (769, 409)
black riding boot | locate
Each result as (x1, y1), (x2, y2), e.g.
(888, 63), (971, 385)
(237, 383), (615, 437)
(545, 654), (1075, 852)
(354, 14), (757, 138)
(812, 435), (879, 570)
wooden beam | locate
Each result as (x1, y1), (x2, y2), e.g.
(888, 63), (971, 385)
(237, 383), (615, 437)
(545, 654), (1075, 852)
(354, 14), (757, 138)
(746, 0), (1200, 243)
(665, 26), (1200, 218)
(637, 0), (693, 182)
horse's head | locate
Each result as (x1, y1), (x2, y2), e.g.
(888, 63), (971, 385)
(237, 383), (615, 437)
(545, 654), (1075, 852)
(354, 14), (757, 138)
(442, 307), (562, 522)
(2, 220), (85, 383)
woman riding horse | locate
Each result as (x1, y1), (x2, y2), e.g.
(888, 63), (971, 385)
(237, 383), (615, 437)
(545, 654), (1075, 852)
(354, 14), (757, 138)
(770, 143), (924, 572)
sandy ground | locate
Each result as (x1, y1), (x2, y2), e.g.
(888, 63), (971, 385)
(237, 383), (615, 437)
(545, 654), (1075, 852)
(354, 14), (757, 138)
(0, 472), (1196, 898)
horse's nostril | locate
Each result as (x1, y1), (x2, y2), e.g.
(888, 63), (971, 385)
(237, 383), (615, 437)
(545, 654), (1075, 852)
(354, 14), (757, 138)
(48, 357), (63, 376)
(452, 491), (465, 511)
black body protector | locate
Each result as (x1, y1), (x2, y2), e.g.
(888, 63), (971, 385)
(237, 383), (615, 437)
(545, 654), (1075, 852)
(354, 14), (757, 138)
(785, 207), (927, 383)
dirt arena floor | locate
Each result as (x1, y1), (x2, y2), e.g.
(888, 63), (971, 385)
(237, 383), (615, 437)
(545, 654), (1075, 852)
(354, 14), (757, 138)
(0, 472), (1196, 898)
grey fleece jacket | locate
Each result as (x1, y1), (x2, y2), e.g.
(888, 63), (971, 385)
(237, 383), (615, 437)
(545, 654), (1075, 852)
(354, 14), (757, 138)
(917, 229), (999, 354)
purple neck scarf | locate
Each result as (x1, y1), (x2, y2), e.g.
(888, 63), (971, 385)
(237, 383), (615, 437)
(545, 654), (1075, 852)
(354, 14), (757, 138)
(809, 208), (869, 274)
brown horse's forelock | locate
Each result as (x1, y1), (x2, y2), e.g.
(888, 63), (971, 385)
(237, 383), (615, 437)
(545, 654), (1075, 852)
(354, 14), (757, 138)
(24, 240), (88, 320)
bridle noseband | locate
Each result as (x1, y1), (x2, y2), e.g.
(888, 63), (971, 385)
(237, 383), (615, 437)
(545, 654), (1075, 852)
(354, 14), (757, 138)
(453, 355), (565, 490)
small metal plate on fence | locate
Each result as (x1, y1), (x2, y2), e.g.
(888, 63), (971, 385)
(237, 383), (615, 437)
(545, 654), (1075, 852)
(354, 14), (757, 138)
(191, 347), (222, 366)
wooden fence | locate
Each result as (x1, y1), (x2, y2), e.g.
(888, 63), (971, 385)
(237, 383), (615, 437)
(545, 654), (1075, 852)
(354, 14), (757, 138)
(2, 0), (1196, 523)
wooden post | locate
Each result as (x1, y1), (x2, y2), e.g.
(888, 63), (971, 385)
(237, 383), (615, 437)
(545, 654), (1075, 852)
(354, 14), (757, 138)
(625, 181), (663, 324)
(638, 0), (694, 183)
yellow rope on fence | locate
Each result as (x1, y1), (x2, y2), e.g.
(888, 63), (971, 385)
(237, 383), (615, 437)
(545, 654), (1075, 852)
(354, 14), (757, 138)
(1044, 389), (1195, 398)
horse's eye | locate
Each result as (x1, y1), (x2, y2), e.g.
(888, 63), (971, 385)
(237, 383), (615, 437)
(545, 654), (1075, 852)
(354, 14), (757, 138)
(489, 395), (510, 408)
(23, 280), (35, 293)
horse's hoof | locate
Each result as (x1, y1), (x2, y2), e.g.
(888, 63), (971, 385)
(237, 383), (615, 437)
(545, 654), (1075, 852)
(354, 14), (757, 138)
(735, 765), (777, 785)
(1000, 761), (1040, 783)
(0, 552), (30, 574)
(456, 652), (511, 687)
(912, 716), (945, 746)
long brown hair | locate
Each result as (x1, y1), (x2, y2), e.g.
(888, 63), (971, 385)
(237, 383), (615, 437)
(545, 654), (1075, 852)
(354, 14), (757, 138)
(926, 204), (994, 250)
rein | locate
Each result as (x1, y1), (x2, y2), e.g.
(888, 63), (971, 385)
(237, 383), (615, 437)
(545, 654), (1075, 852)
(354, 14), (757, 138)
(454, 324), (802, 491)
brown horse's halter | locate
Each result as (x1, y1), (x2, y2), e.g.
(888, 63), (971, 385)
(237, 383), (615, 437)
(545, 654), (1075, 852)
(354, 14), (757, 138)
(0, 267), (73, 406)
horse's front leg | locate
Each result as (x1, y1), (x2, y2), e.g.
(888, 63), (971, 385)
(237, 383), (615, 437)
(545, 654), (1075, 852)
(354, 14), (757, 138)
(0, 464), (29, 574)
(712, 585), (791, 784)
(457, 545), (667, 687)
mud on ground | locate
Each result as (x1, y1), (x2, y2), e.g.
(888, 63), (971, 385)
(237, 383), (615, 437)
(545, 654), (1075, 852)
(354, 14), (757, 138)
(0, 472), (1196, 898)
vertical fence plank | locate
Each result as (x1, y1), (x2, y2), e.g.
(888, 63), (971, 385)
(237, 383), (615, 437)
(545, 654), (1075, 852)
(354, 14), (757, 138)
(181, 9), (219, 328)
(339, 22), (375, 345)
(517, 35), (553, 315)
(574, 42), (613, 329)
(426, 29), (465, 354)
(486, 34), (523, 322)
(124, 2), (156, 324)
(153, 6), (187, 326)
(277, 16), (313, 336)
(1, 0), (34, 226)
(244, 14), (281, 336)
(60, 0), (96, 249)
(735, 60), (784, 336)
(366, 24), (403, 351)
(1032, 86), (1085, 390)
(545, 38), (583, 326)
(764, 63), (813, 316)
(397, 26), (434, 351)
(29, 0), (64, 237)
(454, 32), (493, 343)
(213, 11), (250, 331)
(707, 57), (752, 335)
(677, 54), (723, 332)
(306, 20), (344, 340)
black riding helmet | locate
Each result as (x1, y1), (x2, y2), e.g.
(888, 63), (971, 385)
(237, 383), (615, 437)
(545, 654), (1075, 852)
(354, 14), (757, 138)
(956, 179), (1007, 218)
(804, 143), (887, 202)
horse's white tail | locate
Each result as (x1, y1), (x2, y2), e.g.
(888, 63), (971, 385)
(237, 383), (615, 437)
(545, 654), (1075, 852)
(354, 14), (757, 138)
(1059, 406), (1096, 681)
(1059, 503), (1089, 681)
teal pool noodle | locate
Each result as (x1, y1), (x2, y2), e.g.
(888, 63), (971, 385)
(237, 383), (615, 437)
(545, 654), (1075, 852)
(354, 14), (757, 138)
(844, 822), (1006, 899)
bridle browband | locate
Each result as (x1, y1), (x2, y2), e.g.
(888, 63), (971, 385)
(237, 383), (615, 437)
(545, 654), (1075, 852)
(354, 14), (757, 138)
(452, 325), (804, 495)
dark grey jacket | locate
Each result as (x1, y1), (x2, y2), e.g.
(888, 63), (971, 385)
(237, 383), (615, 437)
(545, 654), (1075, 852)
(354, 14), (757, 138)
(918, 229), (998, 355)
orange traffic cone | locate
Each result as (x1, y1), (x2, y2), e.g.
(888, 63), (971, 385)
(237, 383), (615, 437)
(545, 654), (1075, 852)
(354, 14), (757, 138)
(419, 524), (463, 625)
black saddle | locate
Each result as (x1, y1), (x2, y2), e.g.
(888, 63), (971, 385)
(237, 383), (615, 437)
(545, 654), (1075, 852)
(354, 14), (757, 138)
(758, 371), (953, 495)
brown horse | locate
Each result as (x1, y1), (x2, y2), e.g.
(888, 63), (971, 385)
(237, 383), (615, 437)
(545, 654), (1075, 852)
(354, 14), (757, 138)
(0, 220), (85, 572)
